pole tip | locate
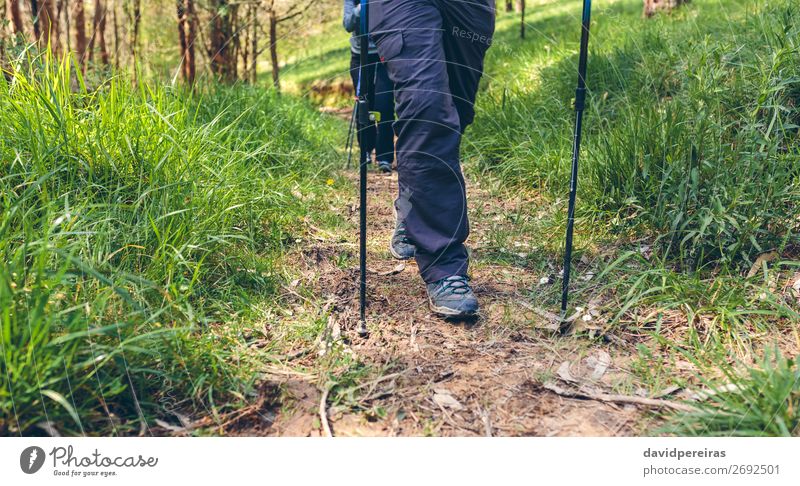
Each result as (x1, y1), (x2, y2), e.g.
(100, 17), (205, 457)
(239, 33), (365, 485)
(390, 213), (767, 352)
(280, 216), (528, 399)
(357, 319), (368, 337)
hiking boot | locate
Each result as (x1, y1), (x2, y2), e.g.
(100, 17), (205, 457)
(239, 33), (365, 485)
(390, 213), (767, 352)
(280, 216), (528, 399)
(378, 160), (392, 173)
(389, 218), (416, 260)
(426, 276), (479, 318)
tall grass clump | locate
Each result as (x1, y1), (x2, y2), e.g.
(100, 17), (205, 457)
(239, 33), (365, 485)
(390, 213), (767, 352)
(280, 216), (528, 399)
(666, 348), (800, 436)
(0, 53), (341, 435)
(472, 0), (800, 268)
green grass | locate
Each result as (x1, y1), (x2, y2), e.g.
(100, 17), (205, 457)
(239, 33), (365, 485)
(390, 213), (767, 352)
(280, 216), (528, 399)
(471, 0), (800, 269)
(665, 348), (800, 436)
(0, 51), (344, 435)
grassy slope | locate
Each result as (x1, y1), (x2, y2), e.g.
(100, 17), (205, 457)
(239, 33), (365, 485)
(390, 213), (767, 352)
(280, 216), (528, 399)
(0, 53), (345, 435)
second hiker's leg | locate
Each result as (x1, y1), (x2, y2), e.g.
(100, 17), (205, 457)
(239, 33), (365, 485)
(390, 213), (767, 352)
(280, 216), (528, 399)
(370, 0), (469, 284)
(351, 52), (377, 163)
(374, 61), (395, 171)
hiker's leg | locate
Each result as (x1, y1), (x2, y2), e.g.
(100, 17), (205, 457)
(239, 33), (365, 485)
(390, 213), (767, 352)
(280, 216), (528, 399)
(373, 60), (395, 165)
(350, 52), (377, 159)
(440, 0), (496, 132)
(370, 0), (469, 284)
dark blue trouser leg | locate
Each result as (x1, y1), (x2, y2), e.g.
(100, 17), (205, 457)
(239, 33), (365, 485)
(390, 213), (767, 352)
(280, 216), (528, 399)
(370, 0), (495, 283)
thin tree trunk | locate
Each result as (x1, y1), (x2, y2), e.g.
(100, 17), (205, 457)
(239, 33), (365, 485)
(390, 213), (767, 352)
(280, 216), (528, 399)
(60, 0), (71, 55)
(130, 0), (140, 72)
(30, 0), (41, 40)
(505, 0), (512, 13)
(185, 0), (196, 84)
(231, 4), (240, 79)
(112, 0), (120, 69)
(240, 4), (251, 82)
(42, 0), (61, 54)
(268, 10), (279, 89)
(250, 3), (258, 84)
(519, 0), (525, 39)
(0, 1), (6, 73)
(72, 0), (87, 69)
(9, 0), (25, 35)
(87, 0), (107, 65)
(209, 0), (235, 82)
(96, 0), (109, 65)
(30, 0), (57, 52)
(176, 0), (188, 80)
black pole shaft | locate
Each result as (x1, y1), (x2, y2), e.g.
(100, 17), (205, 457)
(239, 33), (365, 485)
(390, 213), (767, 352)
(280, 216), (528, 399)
(357, 0), (372, 331)
(561, 0), (592, 318)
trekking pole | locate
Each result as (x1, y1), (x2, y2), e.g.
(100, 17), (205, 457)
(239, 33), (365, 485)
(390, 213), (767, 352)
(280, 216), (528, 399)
(356, 0), (377, 336)
(561, 0), (592, 325)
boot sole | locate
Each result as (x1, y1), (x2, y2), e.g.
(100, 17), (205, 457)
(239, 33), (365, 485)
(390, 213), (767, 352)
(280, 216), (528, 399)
(428, 298), (479, 318)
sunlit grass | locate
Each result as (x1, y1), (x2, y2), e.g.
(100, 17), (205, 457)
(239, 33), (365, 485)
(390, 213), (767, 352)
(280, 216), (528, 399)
(0, 52), (343, 435)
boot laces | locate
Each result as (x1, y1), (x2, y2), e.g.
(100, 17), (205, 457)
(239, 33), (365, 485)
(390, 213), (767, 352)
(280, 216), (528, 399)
(437, 276), (471, 296)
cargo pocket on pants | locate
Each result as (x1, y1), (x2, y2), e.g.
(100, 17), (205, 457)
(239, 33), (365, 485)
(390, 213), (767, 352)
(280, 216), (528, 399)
(376, 30), (404, 62)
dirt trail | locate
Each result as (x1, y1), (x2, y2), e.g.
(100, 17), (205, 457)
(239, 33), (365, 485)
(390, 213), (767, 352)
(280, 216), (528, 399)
(248, 169), (664, 437)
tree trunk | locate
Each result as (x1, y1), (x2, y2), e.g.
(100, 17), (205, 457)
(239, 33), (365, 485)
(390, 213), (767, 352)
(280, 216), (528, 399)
(0, 1), (6, 74)
(268, 10), (279, 89)
(209, 0), (235, 82)
(30, 0), (58, 52)
(60, 0), (71, 54)
(129, 0), (140, 71)
(177, 0), (188, 80)
(112, 0), (120, 69)
(185, 0), (196, 84)
(250, 3), (258, 84)
(231, 5), (240, 79)
(240, 4), (251, 82)
(519, 0), (525, 39)
(73, 0), (87, 67)
(643, 0), (689, 17)
(93, 0), (109, 66)
(30, 0), (41, 39)
(95, 0), (111, 66)
(505, 0), (512, 13)
(9, 0), (25, 35)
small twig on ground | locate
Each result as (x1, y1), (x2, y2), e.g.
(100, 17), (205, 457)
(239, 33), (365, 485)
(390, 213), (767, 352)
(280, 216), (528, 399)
(480, 409), (493, 437)
(368, 263), (406, 276)
(409, 321), (419, 352)
(541, 381), (694, 412)
(353, 371), (406, 394)
(434, 401), (478, 435)
(320, 386), (332, 437)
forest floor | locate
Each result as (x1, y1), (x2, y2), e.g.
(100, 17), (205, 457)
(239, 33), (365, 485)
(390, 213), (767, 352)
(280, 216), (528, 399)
(219, 166), (690, 437)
